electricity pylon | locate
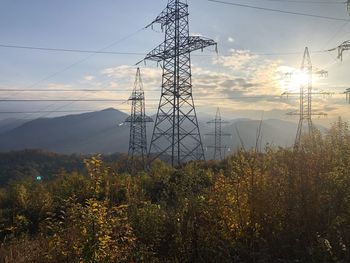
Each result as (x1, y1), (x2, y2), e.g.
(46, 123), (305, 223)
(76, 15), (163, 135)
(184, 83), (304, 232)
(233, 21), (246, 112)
(329, 40), (350, 62)
(328, 41), (350, 102)
(285, 47), (327, 149)
(206, 108), (230, 160)
(125, 68), (153, 169)
(141, 0), (217, 166)
(345, 88), (350, 104)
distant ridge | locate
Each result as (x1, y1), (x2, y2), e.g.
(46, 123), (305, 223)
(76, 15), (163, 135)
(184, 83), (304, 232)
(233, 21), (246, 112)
(0, 108), (130, 154)
(0, 108), (314, 155)
(0, 118), (29, 134)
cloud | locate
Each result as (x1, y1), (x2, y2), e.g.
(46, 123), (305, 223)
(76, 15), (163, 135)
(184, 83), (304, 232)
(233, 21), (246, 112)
(192, 49), (285, 99)
(214, 49), (259, 71)
(191, 33), (204, 37)
(102, 65), (161, 88)
(227, 37), (235, 43)
(10, 48), (345, 123)
(84, 75), (95, 81)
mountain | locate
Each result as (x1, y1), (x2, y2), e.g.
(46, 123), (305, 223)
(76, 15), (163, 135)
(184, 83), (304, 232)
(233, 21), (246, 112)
(201, 119), (297, 158)
(0, 108), (313, 155)
(0, 108), (132, 154)
(0, 118), (30, 134)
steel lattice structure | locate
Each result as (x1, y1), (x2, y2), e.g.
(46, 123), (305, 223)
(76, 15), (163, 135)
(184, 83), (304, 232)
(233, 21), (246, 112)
(206, 108), (230, 160)
(286, 47), (327, 149)
(142, 0), (217, 166)
(125, 68), (153, 168)
(329, 40), (350, 62)
(346, 88), (350, 104)
(329, 41), (350, 102)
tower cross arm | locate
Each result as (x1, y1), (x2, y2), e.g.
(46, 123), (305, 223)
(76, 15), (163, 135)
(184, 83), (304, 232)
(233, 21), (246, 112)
(284, 68), (328, 79)
(282, 91), (334, 97)
(328, 40), (350, 61)
(187, 36), (217, 53)
(313, 69), (328, 77)
(142, 42), (166, 63)
(286, 111), (327, 116)
(128, 93), (144, 101)
(337, 40), (350, 61)
(141, 37), (217, 63)
(146, 4), (189, 29)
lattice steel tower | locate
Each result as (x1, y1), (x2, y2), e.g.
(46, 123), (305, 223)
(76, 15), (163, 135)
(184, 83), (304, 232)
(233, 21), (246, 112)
(142, 0), (217, 166)
(125, 68), (153, 167)
(206, 108), (230, 160)
(287, 47), (327, 149)
(329, 40), (350, 103)
(346, 88), (350, 103)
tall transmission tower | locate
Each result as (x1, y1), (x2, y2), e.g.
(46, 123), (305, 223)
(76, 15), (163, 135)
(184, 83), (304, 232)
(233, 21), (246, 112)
(141, 0), (217, 166)
(125, 68), (153, 168)
(286, 47), (327, 149)
(206, 108), (230, 160)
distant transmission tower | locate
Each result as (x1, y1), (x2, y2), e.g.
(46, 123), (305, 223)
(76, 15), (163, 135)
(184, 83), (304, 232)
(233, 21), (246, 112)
(125, 68), (153, 168)
(286, 47), (327, 149)
(330, 40), (350, 62)
(141, 0), (217, 166)
(206, 108), (230, 160)
(329, 41), (350, 103)
(346, 88), (350, 103)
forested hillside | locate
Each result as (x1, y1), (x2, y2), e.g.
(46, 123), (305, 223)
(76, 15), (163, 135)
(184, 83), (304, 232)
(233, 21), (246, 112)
(0, 150), (125, 187)
(0, 150), (85, 186)
(0, 119), (349, 262)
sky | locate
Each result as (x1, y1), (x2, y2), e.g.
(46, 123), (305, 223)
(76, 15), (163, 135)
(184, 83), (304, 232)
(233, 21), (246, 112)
(0, 0), (350, 126)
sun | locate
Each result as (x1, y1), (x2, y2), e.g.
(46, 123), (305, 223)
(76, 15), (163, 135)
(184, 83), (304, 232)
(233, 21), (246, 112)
(280, 70), (310, 93)
(291, 71), (309, 86)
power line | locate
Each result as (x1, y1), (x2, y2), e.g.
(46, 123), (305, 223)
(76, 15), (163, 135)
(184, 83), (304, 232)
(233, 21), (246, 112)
(0, 89), (116, 92)
(0, 43), (216, 57)
(0, 96), (286, 102)
(25, 28), (145, 88)
(0, 43), (212, 57)
(0, 44), (144, 56)
(0, 43), (330, 57)
(0, 110), (96, 114)
(252, 0), (345, 4)
(0, 99), (128, 102)
(1, 27), (146, 120)
(20, 90), (98, 120)
(254, 50), (327, 56)
(323, 19), (350, 50)
(208, 0), (349, 21)
(0, 27), (146, 103)
(0, 89), (160, 92)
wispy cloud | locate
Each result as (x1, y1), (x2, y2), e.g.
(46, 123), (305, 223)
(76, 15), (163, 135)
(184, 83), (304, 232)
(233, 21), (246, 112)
(227, 37), (235, 43)
(5, 48), (345, 124)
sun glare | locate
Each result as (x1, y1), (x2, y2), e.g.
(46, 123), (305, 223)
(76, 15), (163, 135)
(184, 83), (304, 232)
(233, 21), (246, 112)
(292, 71), (309, 86)
(280, 70), (311, 93)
